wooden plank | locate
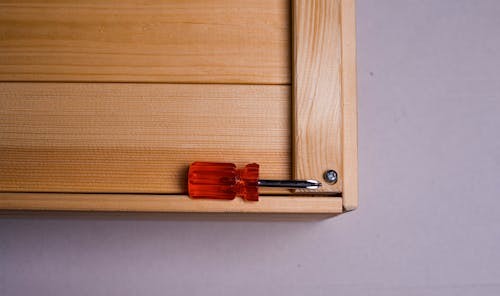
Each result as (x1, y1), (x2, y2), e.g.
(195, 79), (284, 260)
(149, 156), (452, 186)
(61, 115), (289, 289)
(0, 0), (290, 84)
(0, 83), (290, 193)
(0, 193), (343, 214)
(293, 0), (343, 193)
(340, 0), (358, 211)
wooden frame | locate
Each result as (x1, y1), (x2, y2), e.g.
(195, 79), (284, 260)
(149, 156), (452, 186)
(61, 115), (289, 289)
(293, 0), (358, 211)
(0, 0), (357, 214)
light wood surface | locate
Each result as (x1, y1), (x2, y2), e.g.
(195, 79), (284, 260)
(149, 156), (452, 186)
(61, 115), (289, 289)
(0, 83), (290, 193)
(0, 193), (343, 213)
(341, 0), (358, 211)
(0, 0), (290, 84)
(0, 0), (357, 214)
(293, 0), (343, 193)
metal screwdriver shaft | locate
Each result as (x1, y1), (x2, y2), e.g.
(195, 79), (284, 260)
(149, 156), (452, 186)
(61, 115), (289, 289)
(257, 179), (321, 189)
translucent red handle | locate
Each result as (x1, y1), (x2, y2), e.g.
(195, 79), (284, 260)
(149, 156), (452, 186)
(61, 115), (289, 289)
(188, 162), (259, 201)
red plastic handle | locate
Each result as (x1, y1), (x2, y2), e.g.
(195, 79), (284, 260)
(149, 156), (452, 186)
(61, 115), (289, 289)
(188, 162), (259, 201)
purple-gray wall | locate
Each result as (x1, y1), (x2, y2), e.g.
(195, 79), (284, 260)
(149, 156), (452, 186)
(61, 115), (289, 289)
(1, 0), (500, 295)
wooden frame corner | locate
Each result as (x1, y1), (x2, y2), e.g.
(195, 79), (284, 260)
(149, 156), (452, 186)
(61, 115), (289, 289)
(293, 0), (358, 211)
(340, 0), (358, 211)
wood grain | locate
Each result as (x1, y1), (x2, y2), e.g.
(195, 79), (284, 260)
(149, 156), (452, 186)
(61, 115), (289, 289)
(0, 0), (290, 84)
(0, 0), (357, 214)
(293, 0), (343, 193)
(340, 0), (358, 210)
(0, 193), (343, 214)
(0, 83), (291, 193)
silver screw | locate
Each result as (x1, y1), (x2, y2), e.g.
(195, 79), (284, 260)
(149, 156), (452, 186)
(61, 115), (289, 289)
(323, 170), (338, 184)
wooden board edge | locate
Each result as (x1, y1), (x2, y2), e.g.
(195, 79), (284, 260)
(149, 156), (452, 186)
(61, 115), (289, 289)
(0, 193), (343, 214)
(292, 0), (343, 193)
(341, 0), (359, 211)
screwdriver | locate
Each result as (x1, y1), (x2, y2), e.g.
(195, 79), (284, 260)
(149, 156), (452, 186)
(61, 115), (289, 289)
(188, 162), (321, 201)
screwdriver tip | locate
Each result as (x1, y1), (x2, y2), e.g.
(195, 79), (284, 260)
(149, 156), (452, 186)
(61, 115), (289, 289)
(305, 180), (322, 189)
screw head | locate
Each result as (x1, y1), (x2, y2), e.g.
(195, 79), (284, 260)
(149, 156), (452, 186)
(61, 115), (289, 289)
(323, 170), (338, 184)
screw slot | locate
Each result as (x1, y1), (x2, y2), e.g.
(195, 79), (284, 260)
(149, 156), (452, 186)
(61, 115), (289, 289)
(323, 170), (338, 184)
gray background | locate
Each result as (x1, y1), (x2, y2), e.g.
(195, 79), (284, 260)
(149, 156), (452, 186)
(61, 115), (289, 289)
(1, 0), (499, 295)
